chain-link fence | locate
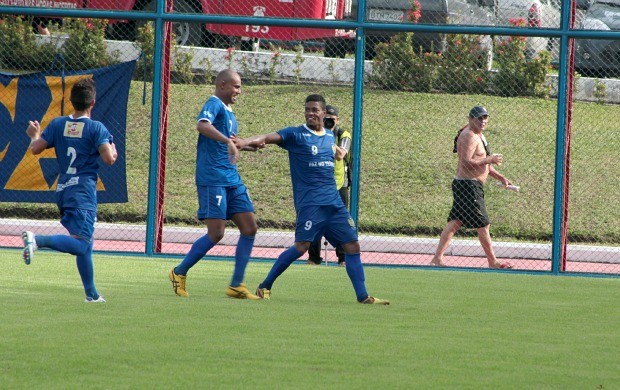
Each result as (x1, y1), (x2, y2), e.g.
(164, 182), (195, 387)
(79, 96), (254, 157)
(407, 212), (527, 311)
(0, 0), (618, 275)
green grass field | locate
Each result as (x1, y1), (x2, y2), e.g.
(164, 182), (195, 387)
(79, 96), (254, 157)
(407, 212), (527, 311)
(2, 250), (618, 388)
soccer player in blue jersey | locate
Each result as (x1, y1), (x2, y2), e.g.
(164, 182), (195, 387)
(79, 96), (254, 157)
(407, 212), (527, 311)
(237, 94), (389, 305)
(168, 69), (261, 300)
(23, 78), (117, 303)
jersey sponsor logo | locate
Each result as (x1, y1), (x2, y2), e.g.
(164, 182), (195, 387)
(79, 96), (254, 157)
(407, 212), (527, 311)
(348, 216), (356, 229)
(63, 121), (84, 138)
(56, 176), (79, 192)
(308, 161), (335, 168)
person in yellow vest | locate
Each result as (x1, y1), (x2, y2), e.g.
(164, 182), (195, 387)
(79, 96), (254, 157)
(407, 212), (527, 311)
(308, 104), (352, 266)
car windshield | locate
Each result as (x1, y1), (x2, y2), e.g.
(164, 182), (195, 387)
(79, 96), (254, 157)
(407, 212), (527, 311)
(595, 0), (620, 7)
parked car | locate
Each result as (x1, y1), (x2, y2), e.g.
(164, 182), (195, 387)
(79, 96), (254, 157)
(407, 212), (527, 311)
(576, 0), (594, 10)
(491, 0), (561, 58)
(324, 0), (496, 67)
(575, 0), (620, 77)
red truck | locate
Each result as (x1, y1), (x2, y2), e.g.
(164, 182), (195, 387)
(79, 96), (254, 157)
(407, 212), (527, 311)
(1, 0), (351, 48)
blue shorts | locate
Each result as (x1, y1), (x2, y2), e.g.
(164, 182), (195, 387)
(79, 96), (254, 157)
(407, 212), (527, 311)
(295, 204), (358, 247)
(197, 184), (254, 220)
(60, 208), (96, 241)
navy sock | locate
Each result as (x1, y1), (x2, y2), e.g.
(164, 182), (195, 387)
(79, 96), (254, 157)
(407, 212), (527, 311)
(259, 246), (303, 290)
(344, 253), (369, 302)
(76, 241), (99, 299)
(36, 235), (90, 256)
(230, 234), (255, 287)
(175, 235), (215, 275)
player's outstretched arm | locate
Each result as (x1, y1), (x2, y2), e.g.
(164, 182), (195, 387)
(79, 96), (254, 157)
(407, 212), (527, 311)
(243, 132), (282, 149)
(232, 135), (264, 152)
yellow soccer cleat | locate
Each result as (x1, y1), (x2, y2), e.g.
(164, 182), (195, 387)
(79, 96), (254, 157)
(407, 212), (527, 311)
(169, 268), (188, 297)
(226, 283), (261, 300)
(360, 296), (390, 305)
(255, 286), (271, 300)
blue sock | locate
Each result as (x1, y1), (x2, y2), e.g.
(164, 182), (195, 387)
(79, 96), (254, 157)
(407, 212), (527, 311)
(175, 235), (215, 275)
(259, 246), (303, 290)
(230, 234), (255, 287)
(36, 235), (90, 256)
(75, 241), (99, 299)
(344, 253), (369, 302)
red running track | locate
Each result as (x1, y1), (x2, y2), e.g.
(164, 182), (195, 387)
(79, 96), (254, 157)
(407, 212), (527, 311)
(3, 235), (618, 275)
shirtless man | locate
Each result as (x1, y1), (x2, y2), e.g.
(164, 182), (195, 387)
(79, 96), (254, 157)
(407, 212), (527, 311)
(431, 106), (513, 269)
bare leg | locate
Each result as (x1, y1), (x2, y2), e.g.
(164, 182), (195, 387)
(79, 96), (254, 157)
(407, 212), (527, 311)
(431, 220), (462, 266)
(477, 224), (501, 268)
(205, 219), (227, 244)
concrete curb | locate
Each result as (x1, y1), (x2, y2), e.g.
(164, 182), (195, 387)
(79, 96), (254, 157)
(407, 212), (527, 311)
(1, 219), (617, 263)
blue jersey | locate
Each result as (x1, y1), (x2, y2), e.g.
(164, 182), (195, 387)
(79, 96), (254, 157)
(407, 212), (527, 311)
(277, 125), (343, 210)
(195, 96), (241, 187)
(41, 115), (112, 211)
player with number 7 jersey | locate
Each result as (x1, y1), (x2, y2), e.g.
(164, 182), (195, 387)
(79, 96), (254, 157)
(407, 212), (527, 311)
(168, 69), (262, 300)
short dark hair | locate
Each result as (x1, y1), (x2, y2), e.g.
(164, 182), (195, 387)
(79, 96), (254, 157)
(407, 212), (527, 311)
(305, 94), (326, 110)
(70, 78), (96, 111)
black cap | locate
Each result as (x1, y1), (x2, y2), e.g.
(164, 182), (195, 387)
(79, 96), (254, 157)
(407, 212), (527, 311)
(326, 105), (339, 116)
(469, 106), (489, 118)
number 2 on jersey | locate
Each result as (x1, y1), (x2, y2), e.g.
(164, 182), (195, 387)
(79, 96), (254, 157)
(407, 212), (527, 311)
(66, 147), (77, 174)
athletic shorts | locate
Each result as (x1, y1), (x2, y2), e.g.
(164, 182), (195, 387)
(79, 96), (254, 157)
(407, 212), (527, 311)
(60, 208), (97, 240)
(197, 184), (254, 220)
(295, 204), (358, 247)
(448, 178), (490, 229)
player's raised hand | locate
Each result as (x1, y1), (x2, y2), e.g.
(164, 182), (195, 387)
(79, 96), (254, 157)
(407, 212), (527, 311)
(26, 120), (41, 139)
(335, 145), (347, 160)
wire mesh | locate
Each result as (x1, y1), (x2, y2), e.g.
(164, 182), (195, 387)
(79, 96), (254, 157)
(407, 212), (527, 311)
(0, 0), (617, 275)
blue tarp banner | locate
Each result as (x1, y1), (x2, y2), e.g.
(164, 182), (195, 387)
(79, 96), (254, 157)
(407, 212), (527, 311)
(0, 60), (135, 203)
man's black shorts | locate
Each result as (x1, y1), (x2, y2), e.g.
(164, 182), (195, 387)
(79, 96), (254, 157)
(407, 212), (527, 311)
(448, 178), (490, 228)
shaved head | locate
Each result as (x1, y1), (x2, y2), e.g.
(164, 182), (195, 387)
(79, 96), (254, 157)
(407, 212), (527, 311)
(215, 69), (240, 85)
(214, 69), (242, 105)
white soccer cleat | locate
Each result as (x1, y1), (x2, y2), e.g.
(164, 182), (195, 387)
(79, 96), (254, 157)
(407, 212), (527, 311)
(22, 231), (37, 265)
(85, 296), (106, 303)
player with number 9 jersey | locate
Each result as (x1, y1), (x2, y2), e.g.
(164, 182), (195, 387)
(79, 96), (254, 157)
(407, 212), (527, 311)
(277, 125), (342, 210)
(241, 94), (389, 305)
